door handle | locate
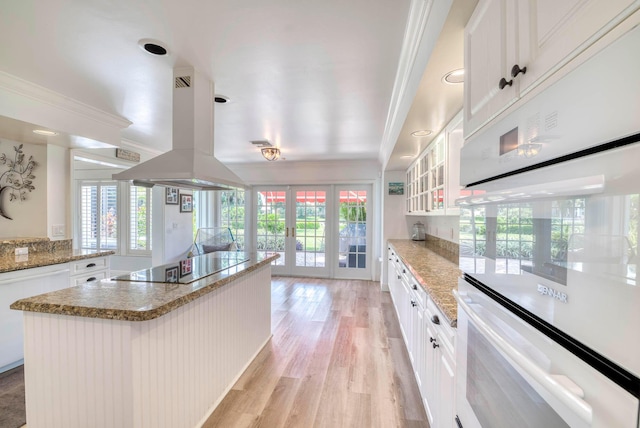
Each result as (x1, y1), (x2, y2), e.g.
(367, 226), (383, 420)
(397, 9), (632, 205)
(286, 227), (289, 237)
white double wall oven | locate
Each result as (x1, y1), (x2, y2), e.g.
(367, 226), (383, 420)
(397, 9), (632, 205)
(455, 24), (640, 428)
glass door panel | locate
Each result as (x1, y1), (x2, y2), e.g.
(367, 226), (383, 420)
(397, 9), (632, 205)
(294, 190), (326, 268)
(256, 189), (287, 267)
(255, 186), (330, 277)
(337, 186), (371, 279)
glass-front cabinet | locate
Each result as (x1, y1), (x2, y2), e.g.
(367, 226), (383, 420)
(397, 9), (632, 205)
(406, 111), (463, 215)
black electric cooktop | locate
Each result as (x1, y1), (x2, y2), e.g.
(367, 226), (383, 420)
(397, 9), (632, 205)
(113, 251), (250, 284)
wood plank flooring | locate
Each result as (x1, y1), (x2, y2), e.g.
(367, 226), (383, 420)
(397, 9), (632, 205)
(203, 277), (429, 428)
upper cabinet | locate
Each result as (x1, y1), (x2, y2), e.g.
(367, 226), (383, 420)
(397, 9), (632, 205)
(406, 111), (463, 216)
(464, 0), (640, 139)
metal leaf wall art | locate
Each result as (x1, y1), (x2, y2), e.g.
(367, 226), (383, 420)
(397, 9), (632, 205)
(0, 144), (38, 220)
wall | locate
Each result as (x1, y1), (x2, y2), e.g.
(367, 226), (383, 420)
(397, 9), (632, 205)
(0, 139), (48, 238)
(46, 144), (69, 240)
(230, 159), (381, 185)
(380, 170), (409, 289)
(152, 187), (194, 265)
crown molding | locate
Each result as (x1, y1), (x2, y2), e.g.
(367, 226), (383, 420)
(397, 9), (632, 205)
(0, 71), (131, 146)
(378, 0), (452, 170)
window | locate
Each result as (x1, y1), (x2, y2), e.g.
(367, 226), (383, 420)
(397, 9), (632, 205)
(220, 189), (245, 249)
(79, 181), (118, 250)
(129, 185), (152, 253)
(78, 180), (152, 255)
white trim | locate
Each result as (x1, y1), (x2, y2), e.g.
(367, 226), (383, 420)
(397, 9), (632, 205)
(0, 71), (131, 148)
(0, 71), (131, 129)
(379, 0), (453, 170)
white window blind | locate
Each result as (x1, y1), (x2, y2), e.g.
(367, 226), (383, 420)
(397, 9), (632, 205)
(79, 182), (118, 250)
(129, 185), (152, 253)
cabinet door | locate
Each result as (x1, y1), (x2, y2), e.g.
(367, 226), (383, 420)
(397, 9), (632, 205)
(438, 347), (456, 428)
(517, 0), (640, 95)
(464, 0), (519, 138)
(445, 114), (464, 214)
(423, 320), (438, 426)
(0, 265), (70, 370)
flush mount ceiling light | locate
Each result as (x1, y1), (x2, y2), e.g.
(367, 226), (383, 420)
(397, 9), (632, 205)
(261, 147), (281, 161)
(138, 38), (169, 56)
(411, 130), (432, 137)
(33, 129), (58, 136)
(442, 68), (465, 84)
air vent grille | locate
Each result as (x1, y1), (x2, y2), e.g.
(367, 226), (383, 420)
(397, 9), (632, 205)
(175, 76), (191, 88)
(250, 140), (272, 147)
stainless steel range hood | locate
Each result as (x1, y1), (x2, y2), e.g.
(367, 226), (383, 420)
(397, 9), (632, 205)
(113, 67), (246, 191)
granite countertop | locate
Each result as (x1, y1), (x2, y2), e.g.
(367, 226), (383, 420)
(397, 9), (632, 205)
(388, 239), (461, 327)
(0, 249), (115, 274)
(10, 252), (279, 322)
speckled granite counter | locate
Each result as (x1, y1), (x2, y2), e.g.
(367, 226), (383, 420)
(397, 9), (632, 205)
(10, 252), (279, 321)
(0, 248), (115, 274)
(388, 239), (461, 327)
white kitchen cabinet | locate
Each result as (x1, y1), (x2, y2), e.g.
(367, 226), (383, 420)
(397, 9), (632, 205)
(406, 110), (463, 216)
(464, 0), (640, 138)
(387, 243), (456, 427)
(69, 256), (110, 287)
(0, 264), (70, 372)
(423, 299), (457, 428)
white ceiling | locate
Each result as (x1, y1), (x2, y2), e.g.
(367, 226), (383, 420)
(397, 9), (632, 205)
(0, 0), (474, 169)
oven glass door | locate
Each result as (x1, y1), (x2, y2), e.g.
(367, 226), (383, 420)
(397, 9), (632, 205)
(458, 141), (640, 379)
(455, 279), (639, 428)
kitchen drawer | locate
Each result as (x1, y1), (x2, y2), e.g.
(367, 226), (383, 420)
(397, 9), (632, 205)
(426, 298), (455, 353)
(69, 257), (109, 276)
(71, 270), (108, 287)
(400, 265), (426, 309)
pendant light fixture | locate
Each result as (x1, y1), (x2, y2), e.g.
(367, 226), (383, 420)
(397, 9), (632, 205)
(261, 147), (281, 161)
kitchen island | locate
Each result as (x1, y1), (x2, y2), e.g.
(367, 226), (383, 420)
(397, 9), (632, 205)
(10, 251), (279, 428)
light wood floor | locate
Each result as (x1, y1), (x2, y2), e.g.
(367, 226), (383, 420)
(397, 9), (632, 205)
(203, 277), (429, 428)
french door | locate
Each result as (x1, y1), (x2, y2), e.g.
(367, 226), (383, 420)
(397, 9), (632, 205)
(254, 185), (371, 278)
(335, 185), (371, 279)
(255, 186), (330, 277)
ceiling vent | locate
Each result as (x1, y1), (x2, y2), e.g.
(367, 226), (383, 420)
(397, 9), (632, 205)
(250, 140), (272, 148)
(175, 76), (191, 88)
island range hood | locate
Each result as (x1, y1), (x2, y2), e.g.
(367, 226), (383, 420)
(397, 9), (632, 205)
(113, 66), (246, 191)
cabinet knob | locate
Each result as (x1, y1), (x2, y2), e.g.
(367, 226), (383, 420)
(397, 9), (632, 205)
(412, 284), (417, 290)
(411, 300), (417, 307)
(431, 315), (440, 325)
(429, 337), (436, 343)
(433, 342), (440, 349)
(498, 77), (513, 90)
(511, 64), (527, 78)
(86, 277), (97, 282)
(402, 268), (406, 274)
(397, 275), (401, 280)
(86, 263), (97, 268)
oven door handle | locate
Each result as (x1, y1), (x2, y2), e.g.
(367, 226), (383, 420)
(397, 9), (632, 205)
(453, 290), (593, 425)
(455, 174), (604, 206)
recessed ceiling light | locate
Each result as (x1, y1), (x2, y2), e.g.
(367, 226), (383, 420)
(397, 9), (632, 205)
(443, 68), (465, 84)
(411, 130), (432, 137)
(214, 95), (230, 104)
(138, 38), (169, 56)
(33, 129), (58, 136)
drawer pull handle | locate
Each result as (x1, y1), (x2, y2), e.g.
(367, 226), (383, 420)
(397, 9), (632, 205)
(511, 64), (527, 78)
(498, 77), (513, 90)
(412, 284), (417, 290)
(433, 342), (440, 349)
(430, 337), (436, 343)
(86, 277), (97, 282)
(431, 315), (440, 325)
(411, 300), (417, 307)
(402, 269), (406, 274)
(86, 263), (96, 268)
